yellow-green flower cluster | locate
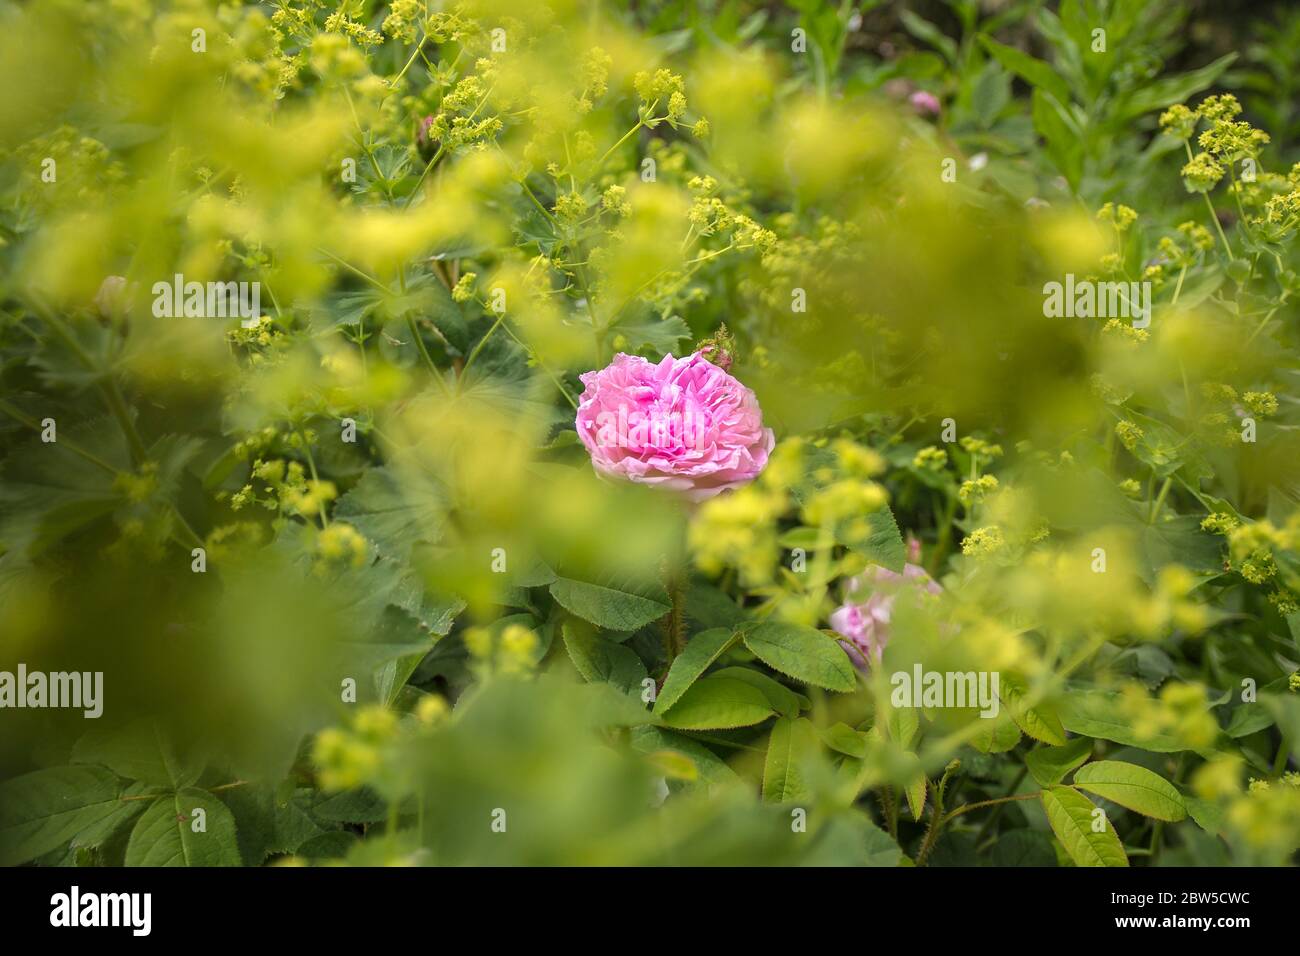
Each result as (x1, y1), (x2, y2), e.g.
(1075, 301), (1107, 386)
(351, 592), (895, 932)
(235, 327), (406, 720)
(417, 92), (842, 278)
(1158, 104), (1197, 140)
(1181, 152), (1224, 193)
(464, 623), (540, 678)
(313, 705), (397, 791)
(1119, 681), (1218, 751)
(1227, 520), (1288, 584)
(961, 525), (1005, 557)
(959, 436), (1003, 460)
(1115, 420), (1144, 451)
(323, 8), (383, 48)
(601, 184), (631, 217)
(382, 0), (425, 44)
(959, 474), (999, 506)
(1096, 202), (1137, 230)
(451, 272), (477, 302)
(1242, 391), (1279, 416)
(1198, 118), (1269, 160)
(315, 522), (368, 570)
(912, 445), (948, 471)
(1201, 511), (1239, 535)
(689, 441), (798, 585)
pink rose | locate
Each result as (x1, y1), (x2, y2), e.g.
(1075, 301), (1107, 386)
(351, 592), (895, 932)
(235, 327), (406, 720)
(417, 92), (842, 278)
(830, 545), (940, 668)
(909, 90), (941, 117)
(575, 351), (775, 502)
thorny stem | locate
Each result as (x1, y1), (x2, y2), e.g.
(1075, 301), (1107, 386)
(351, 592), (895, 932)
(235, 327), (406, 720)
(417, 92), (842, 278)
(660, 561), (687, 665)
(973, 763), (1030, 845)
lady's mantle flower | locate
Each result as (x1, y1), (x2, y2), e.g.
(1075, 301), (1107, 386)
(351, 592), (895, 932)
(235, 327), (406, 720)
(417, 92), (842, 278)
(575, 351), (774, 502)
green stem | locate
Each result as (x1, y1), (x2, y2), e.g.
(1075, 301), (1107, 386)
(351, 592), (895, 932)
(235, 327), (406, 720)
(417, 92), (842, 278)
(1149, 476), (1173, 525)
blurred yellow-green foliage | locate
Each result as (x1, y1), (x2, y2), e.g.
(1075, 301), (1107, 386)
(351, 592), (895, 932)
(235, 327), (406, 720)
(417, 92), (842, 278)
(1, 0), (1298, 868)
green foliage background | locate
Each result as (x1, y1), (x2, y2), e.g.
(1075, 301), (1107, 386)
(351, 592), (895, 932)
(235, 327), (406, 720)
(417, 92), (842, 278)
(1, 0), (1298, 867)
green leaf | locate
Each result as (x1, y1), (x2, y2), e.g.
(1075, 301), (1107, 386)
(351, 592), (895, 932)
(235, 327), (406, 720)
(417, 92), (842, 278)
(1040, 786), (1129, 867)
(842, 507), (906, 573)
(550, 576), (671, 631)
(1223, 702), (1274, 738)
(630, 726), (741, 789)
(1025, 737), (1093, 787)
(710, 666), (808, 717)
(898, 9), (957, 64)
(606, 311), (692, 356)
(1061, 691), (1186, 752)
(742, 621), (857, 692)
(1032, 88), (1083, 189)
(969, 60), (1011, 129)
(1072, 760), (1186, 822)
(562, 622), (648, 697)
(0, 766), (125, 866)
(1117, 53), (1237, 123)
(333, 465), (447, 561)
(72, 719), (204, 789)
(1185, 796), (1225, 836)
(904, 763), (927, 820)
(1000, 679), (1067, 746)
(798, 811), (903, 866)
(125, 789), (242, 866)
(762, 717), (820, 802)
(979, 35), (1073, 107)
(989, 829), (1057, 867)
(969, 713), (1022, 753)
(658, 675), (775, 731)
(654, 627), (737, 715)
(886, 703), (920, 748)
(819, 722), (868, 758)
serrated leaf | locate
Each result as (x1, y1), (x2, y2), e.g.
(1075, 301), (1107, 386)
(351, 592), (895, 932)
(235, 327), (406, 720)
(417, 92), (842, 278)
(1185, 796), (1225, 835)
(1040, 786), (1129, 867)
(904, 763), (927, 820)
(819, 722), (868, 758)
(742, 620), (857, 692)
(654, 628), (737, 715)
(658, 675), (775, 731)
(562, 622), (648, 697)
(333, 465), (446, 560)
(969, 712), (1022, 753)
(0, 766), (125, 866)
(1072, 760), (1187, 822)
(1000, 679), (1067, 745)
(71, 719), (204, 789)
(762, 716), (820, 802)
(840, 507), (906, 572)
(1025, 737), (1093, 786)
(550, 576), (670, 631)
(1061, 691), (1185, 752)
(629, 726), (741, 789)
(989, 829), (1057, 867)
(710, 666), (807, 717)
(124, 789), (241, 867)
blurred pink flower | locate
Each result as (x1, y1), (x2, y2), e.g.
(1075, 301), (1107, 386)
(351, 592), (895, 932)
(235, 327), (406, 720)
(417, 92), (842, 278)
(830, 546), (940, 669)
(575, 351), (774, 502)
(910, 90), (941, 117)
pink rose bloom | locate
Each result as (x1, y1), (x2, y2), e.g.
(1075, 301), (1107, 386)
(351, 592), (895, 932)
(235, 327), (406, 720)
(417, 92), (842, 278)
(575, 351), (775, 502)
(910, 90), (941, 117)
(830, 542), (940, 669)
